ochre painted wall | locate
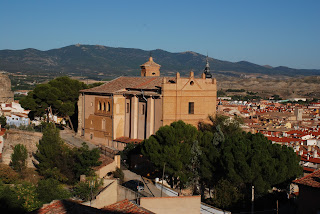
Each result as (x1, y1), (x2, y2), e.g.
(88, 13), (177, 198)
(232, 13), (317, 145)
(140, 196), (201, 214)
(162, 72), (217, 128)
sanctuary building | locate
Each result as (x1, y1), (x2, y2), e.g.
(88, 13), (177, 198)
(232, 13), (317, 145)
(78, 56), (217, 150)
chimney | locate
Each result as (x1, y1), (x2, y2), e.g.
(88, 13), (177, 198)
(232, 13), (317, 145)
(299, 150), (303, 156)
(190, 71), (194, 78)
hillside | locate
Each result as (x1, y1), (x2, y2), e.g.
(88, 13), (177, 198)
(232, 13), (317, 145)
(1, 44), (320, 79)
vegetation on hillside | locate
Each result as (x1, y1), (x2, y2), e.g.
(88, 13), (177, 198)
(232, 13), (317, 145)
(1, 45), (320, 78)
(0, 123), (102, 213)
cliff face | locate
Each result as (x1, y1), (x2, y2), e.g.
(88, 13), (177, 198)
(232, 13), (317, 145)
(0, 73), (14, 103)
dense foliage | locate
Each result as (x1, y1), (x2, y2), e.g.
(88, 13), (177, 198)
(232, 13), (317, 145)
(35, 123), (101, 184)
(73, 177), (103, 201)
(141, 116), (303, 209)
(36, 178), (71, 204)
(20, 76), (87, 131)
(0, 123), (102, 212)
(142, 120), (198, 189)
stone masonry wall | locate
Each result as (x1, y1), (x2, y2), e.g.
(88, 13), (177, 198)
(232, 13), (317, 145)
(2, 130), (42, 168)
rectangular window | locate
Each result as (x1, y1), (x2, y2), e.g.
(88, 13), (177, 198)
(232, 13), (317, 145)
(126, 103), (130, 113)
(188, 102), (194, 114)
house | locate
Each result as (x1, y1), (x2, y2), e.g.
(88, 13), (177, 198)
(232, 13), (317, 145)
(293, 169), (320, 214)
(6, 113), (30, 127)
(0, 102), (30, 127)
(0, 128), (5, 160)
(77, 56), (217, 150)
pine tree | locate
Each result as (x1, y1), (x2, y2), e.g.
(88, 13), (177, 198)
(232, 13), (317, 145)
(10, 144), (28, 172)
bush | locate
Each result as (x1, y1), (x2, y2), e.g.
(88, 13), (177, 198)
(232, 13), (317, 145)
(73, 177), (103, 201)
(10, 144), (28, 172)
(36, 178), (71, 204)
(0, 115), (6, 127)
(0, 164), (19, 184)
(113, 167), (124, 184)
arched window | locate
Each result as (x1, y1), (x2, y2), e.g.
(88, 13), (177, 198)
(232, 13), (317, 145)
(107, 102), (111, 112)
(103, 102), (106, 111)
(98, 101), (101, 110)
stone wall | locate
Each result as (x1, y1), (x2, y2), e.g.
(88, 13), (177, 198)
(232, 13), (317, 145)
(0, 73), (14, 103)
(2, 130), (42, 167)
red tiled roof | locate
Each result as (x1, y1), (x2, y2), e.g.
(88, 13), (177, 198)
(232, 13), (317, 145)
(80, 76), (175, 94)
(114, 137), (143, 144)
(303, 167), (316, 172)
(140, 57), (161, 68)
(293, 169), (320, 188)
(267, 137), (303, 143)
(93, 155), (114, 170)
(103, 199), (154, 214)
(30, 199), (109, 214)
(301, 155), (320, 164)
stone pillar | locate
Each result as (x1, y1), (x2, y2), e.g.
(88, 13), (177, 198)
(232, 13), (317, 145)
(130, 96), (139, 139)
(146, 98), (155, 138)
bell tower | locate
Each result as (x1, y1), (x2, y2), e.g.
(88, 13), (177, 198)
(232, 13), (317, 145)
(203, 55), (212, 79)
(140, 55), (161, 77)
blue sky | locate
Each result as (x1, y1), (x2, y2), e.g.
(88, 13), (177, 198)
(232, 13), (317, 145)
(1, 0), (319, 69)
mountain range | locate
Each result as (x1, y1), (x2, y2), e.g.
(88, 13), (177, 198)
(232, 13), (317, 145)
(0, 44), (319, 79)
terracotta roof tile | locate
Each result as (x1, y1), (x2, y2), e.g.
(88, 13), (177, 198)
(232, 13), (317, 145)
(30, 199), (109, 214)
(293, 169), (320, 188)
(103, 199), (155, 214)
(80, 76), (175, 94)
(114, 137), (143, 144)
(140, 57), (161, 68)
(93, 155), (114, 170)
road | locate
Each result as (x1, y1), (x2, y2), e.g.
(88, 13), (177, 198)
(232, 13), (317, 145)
(123, 169), (168, 197)
(60, 129), (98, 149)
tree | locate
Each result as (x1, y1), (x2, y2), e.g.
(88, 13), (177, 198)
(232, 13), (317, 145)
(14, 182), (42, 212)
(36, 178), (71, 204)
(0, 115), (6, 127)
(10, 144), (28, 172)
(210, 179), (242, 210)
(20, 76), (87, 131)
(35, 123), (75, 183)
(189, 140), (202, 195)
(198, 115), (303, 209)
(0, 181), (25, 213)
(142, 120), (198, 189)
(73, 177), (103, 201)
(198, 114), (243, 136)
(73, 143), (101, 180)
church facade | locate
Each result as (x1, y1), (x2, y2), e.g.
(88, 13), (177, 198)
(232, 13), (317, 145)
(77, 57), (217, 150)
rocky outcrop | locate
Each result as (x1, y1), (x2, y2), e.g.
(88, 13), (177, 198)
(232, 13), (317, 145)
(0, 73), (14, 103)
